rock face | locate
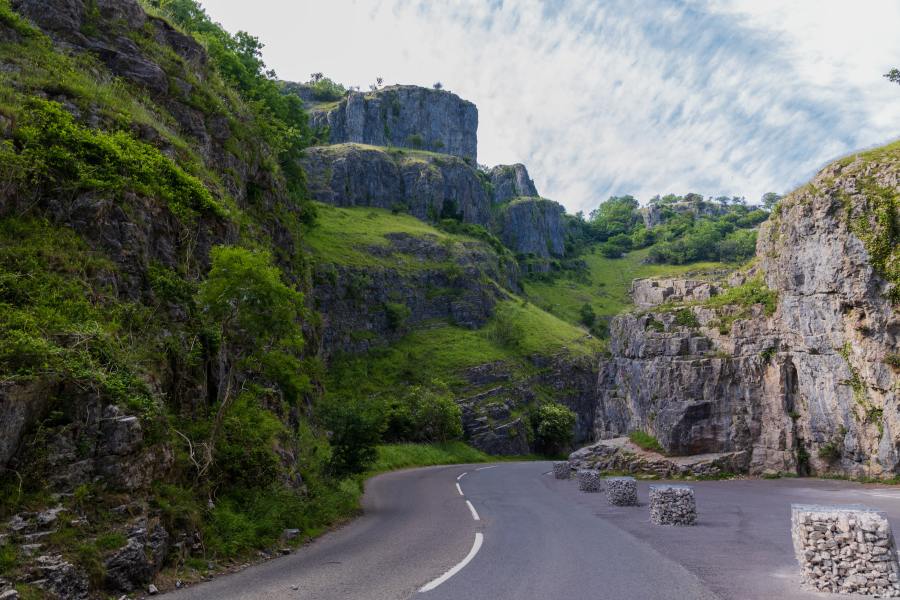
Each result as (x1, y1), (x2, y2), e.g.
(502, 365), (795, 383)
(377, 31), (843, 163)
(307, 86), (478, 161)
(568, 437), (748, 478)
(490, 164), (538, 203)
(639, 198), (729, 228)
(300, 144), (492, 226)
(458, 354), (598, 455)
(312, 233), (518, 356)
(630, 277), (721, 309)
(499, 198), (566, 258)
(591, 151), (898, 478)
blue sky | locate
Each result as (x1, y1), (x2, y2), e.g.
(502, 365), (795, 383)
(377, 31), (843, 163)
(202, 0), (900, 213)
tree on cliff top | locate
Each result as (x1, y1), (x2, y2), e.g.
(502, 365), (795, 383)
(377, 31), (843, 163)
(886, 68), (900, 84)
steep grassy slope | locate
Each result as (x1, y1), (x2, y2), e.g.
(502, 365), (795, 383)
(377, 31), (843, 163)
(523, 247), (726, 327)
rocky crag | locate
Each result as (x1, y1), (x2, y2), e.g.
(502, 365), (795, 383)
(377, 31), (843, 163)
(592, 149), (898, 477)
(304, 85), (479, 161)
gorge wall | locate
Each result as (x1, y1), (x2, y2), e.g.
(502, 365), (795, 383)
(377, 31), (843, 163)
(594, 151), (898, 477)
(306, 85), (479, 161)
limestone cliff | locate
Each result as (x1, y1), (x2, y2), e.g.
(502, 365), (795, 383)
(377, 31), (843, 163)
(490, 164), (538, 203)
(300, 143), (492, 225)
(594, 148), (898, 477)
(499, 197), (566, 259)
(306, 85), (478, 161)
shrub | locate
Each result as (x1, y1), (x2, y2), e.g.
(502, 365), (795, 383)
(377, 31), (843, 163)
(12, 98), (225, 220)
(320, 399), (385, 476)
(486, 305), (525, 349)
(533, 402), (576, 456)
(384, 302), (412, 331)
(818, 441), (841, 462)
(629, 430), (664, 453)
(673, 308), (699, 328)
(406, 134), (424, 149)
(578, 303), (596, 328)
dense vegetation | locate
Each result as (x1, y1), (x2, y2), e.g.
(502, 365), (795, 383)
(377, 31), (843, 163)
(566, 193), (769, 264)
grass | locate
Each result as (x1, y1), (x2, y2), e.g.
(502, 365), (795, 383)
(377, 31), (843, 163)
(327, 300), (600, 402)
(629, 431), (664, 453)
(303, 203), (487, 271)
(523, 247), (725, 324)
(369, 442), (494, 473)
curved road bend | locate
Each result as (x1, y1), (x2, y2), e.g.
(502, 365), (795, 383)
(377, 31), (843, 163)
(164, 461), (900, 599)
(163, 462), (717, 600)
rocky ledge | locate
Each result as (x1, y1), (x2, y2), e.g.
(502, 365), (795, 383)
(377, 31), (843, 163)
(568, 437), (749, 478)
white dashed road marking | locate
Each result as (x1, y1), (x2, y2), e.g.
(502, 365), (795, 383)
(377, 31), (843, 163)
(456, 483), (464, 496)
(466, 500), (481, 521)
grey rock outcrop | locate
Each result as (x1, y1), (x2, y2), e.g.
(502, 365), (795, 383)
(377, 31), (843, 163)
(104, 519), (169, 592)
(300, 144), (492, 226)
(639, 198), (728, 228)
(590, 151), (898, 478)
(569, 437), (748, 478)
(307, 85), (478, 161)
(489, 164), (538, 203)
(0, 379), (57, 466)
(631, 277), (722, 309)
(499, 198), (566, 259)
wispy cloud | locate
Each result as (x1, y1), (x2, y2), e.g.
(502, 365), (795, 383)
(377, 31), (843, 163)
(202, 0), (900, 213)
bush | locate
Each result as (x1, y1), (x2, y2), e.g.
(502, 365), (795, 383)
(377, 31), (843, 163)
(629, 430), (664, 453)
(12, 98), (225, 220)
(320, 399), (385, 476)
(486, 305), (525, 349)
(533, 402), (576, 456)
(578, 303), (596, 328)
(384, 302), (411, 331)
(673, 308), (699, 328)
(818, 442), (841, 462)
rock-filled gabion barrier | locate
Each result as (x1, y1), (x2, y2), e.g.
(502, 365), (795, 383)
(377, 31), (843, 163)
(553, 461), (570, 480)
(649, 485), (696, 526)
(577, 469), (602, 492)
(606, 476), (638, 506)
(791, 504), (900, 597)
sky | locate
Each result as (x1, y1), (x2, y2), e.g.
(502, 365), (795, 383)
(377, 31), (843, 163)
(201, 0), (900, 214)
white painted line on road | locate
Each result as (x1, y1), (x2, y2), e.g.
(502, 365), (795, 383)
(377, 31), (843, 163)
(475, 465), (497, 471)
(418, 532), (484, 593)
(457, 472), (467, 480)
(456, 483), (464, 496)
(466, 500), (480, 521)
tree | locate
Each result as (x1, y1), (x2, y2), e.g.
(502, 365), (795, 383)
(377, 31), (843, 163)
(761, 192), (782, 210)
(533, 403), (576, 456)
(885, 68), (900, 84)
(194, 246), (305, 478)
(433, 82), (443, 90)
(310, 72), (323, 83)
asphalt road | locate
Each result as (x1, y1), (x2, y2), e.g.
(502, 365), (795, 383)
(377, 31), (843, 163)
(163, 462), (900, 600)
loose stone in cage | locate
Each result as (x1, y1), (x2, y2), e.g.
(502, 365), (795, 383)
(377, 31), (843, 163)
(577, 469), (602, 492)
(605, 476), (638, 506)
(552, 461), (570, 480)
(791, 504), (900, 597)
(649, 484), (696, 526)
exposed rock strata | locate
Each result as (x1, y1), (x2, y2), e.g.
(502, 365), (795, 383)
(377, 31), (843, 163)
(592, 154), (898, 477)
(568, 438), (748, 478)
(307, 85), (478, 161)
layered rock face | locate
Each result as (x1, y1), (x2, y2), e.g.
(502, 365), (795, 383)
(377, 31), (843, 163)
(308, 85), (478, 161)
(499, 198), (566, 259)
(300, 143), (492, 226)
(490, 164), (538, 203)
(312, 232), (518, 356)
(594, 154), (898, 477)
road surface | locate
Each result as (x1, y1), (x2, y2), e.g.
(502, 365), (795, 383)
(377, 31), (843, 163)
(163, 462), (900, 599)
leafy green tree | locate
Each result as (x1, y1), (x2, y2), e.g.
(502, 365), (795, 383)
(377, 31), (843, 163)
(533, 402), (576, 456)
(194, 246), (306, 477)
(321, 398), (385, 476)
(885, 68), (900, 84)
